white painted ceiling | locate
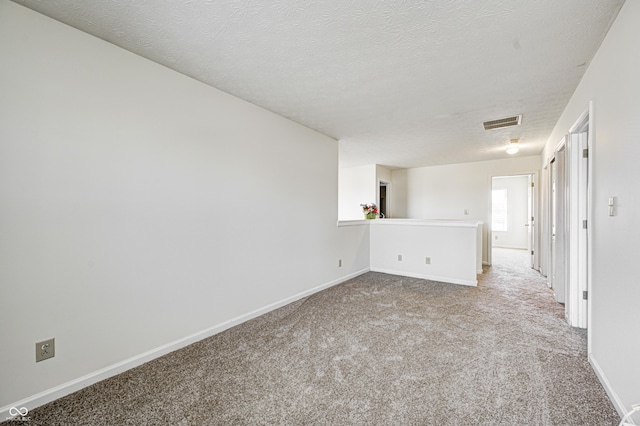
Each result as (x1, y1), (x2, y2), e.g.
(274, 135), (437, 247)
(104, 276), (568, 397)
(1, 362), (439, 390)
(14, 0), (624, 169)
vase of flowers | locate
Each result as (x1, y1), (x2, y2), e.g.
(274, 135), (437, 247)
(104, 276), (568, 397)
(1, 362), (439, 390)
(362, 203), (378, 219)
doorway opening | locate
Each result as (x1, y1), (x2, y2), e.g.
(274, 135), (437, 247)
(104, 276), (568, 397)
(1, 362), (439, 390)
(546, 104), (590, 330)
(379, 181), (389, 218)
(549, 145), (567, 304)
(490, 174), (536, 269)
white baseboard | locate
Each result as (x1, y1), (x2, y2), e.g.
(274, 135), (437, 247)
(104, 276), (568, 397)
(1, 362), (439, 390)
(370, 267), (477, 287)
(492, 245), (528, 250)
(0, 268), (369, 420)
(589, 353), (628, 420)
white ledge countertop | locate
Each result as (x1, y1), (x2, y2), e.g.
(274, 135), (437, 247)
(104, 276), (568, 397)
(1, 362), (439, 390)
(338, 218), (483, 228)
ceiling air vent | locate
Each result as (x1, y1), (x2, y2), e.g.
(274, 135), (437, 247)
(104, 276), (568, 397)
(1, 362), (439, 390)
(483, 114), (522, 130)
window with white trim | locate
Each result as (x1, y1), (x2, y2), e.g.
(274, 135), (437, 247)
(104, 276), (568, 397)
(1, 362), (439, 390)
(492, 189), (508, 231)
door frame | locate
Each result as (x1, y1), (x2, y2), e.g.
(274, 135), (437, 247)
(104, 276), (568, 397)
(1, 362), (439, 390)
(566, 103), (593, 336)
(487, 170), (539, 268)
(548, 141), (568, 303)
(377, 180), (390, 219)
(545, 103), (592, 332)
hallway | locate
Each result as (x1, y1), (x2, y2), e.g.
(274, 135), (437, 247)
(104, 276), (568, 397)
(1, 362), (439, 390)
(14, 249), (620, 425)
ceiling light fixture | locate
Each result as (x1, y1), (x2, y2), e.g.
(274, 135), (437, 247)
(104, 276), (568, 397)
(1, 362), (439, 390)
(506, 138), (520, 155)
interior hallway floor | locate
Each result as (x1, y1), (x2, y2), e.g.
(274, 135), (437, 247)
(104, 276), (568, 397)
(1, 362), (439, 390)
(5, 248), (620, 425)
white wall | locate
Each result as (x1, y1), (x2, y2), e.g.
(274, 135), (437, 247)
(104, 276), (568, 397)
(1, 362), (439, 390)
(376, 165), (392, 184)
(390, 169), (408, 218)
(392, 156), (540, 264)
(0, 2), (370, 411)
(539, 0), (640, 414)
(338, 164), (395, 219)
(492, 175), (529, 249)
(338, 164), (376, 220)
(370, 220), (480, 286)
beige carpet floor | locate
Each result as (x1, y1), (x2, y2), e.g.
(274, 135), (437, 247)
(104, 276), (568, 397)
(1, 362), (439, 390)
(5, 248), (620, 425)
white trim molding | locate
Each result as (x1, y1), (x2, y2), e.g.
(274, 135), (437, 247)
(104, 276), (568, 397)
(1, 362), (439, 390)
(370, 267), (478, 287)
(0, 268), (369, 419)
(589, 353), (627, 419)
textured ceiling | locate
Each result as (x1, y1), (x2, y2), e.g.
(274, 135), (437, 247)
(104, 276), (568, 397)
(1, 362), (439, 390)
(14, 0), (624, 169)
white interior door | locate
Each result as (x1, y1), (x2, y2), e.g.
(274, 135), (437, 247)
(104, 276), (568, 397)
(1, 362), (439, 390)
(579, 131), (589, 328)
(566, 131), (589, 328)
(527, 175), (534, 268)
(552, 147), (567, 305)
(549, 161), (555, 288)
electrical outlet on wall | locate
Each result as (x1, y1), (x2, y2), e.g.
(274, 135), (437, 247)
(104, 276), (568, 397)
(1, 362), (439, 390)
(425, 257), (431, 264)
(397, 254), (403, 261)
(338, 259), (342, 267)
